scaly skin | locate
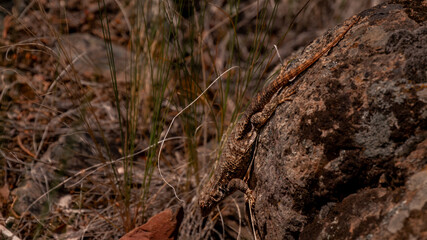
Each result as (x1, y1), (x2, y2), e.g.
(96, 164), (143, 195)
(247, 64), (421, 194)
(199, 16), (360, 216)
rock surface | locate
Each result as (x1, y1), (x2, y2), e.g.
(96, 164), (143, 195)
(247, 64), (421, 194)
(250, 1), (426, 239)
(55, 33), (129, 81)
(11, 132), (118, 217)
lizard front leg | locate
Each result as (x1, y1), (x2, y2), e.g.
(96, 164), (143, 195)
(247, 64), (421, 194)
(228, 178), (256, 209)
(250, 88), (296, 127)
(238, 88), (296, 208)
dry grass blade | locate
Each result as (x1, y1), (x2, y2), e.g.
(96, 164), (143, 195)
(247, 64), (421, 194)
(157, 66), (239, 203)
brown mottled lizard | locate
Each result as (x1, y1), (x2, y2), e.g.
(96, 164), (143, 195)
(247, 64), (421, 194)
(199, 16), (360, 216)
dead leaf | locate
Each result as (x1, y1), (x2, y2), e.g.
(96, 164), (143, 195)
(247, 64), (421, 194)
(0, 184), (10, 208)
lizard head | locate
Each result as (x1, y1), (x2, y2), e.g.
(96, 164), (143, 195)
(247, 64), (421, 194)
(199, 183), (227, 217)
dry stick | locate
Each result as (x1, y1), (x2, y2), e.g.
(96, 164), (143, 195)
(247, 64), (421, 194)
(16, 135), (35, 158)
(157, 66), (239, 203)
(0, 224), (22, 240)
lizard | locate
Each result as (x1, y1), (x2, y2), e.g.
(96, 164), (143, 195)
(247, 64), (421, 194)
(199, 15), (360, 217)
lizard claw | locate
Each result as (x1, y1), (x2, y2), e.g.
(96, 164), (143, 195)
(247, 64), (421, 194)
(245, 189), (256, 210)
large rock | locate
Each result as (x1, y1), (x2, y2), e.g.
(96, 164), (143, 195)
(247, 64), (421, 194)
(55, 33), (129, 81)
(250, 1), (426, 239)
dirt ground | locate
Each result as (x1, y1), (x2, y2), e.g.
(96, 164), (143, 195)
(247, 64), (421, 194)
(0, 0), (381, 239)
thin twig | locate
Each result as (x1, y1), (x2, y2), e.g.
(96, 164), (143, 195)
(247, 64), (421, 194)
(16, 135), (35, 158)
